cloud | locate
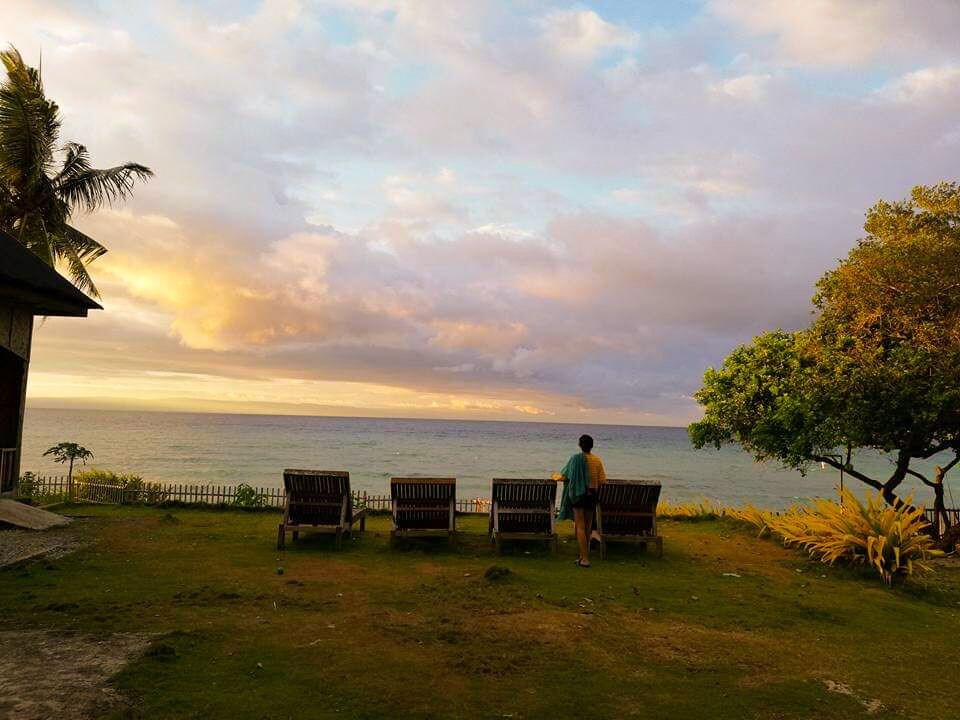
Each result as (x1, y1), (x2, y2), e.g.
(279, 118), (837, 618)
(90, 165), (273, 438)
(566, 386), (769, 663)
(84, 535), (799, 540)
(711, 0), (960, 67)
(538, 9), (637, 59)
(6, 1), (960, 425)
(710, 73), (772, 101)
(875, 65), (960, 104)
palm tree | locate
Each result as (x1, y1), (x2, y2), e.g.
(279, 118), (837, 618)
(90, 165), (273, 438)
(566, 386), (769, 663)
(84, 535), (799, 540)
(0, 46), (152, 297)
(43, 441), (93, 501)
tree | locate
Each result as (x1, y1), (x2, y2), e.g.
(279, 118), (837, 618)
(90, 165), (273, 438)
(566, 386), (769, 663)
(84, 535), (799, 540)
(0, 46), (152, 296)
(690, 183), (960, 523)
(43, 442), (93, 500)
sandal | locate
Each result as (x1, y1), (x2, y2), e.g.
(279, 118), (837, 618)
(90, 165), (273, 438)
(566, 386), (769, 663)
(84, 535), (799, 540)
(575, 557), (591, 568)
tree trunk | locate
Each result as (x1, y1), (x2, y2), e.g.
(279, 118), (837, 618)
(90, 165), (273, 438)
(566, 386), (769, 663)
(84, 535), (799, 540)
(933, 465), (952, 539)
(881, 451), (913, 510)
(68, 457), (74, 502)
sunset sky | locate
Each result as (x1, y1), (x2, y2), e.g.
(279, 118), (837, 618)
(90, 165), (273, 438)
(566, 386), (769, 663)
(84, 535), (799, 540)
(9, 1), (960, 425)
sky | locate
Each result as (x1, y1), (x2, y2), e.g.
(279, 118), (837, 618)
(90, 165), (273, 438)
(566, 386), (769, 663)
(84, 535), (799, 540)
(7, 0), (960, 426)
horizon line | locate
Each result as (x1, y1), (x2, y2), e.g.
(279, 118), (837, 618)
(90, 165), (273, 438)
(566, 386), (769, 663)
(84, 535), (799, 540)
(25, 402), (690, 430)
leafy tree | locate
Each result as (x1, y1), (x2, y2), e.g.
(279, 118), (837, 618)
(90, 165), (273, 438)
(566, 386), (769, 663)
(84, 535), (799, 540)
(0, 46), (152, 296)
(43, 442), (93, 500)
(690, 183), (960, 524)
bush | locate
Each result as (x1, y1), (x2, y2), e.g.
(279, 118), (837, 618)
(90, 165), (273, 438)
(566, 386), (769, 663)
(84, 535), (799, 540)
(74, 468), (142, 486)
(726, 503), (777, 538)
(232, 483), (266, 509)
(657, 499), (726, 521)
(73, 468), (169, 504)
(768, 489), (940, 585)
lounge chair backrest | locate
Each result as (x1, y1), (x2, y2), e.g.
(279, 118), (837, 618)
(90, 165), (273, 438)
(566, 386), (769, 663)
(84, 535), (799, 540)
(491, 478), (557, 508)
(598, 479), (661, 536)
(283, 469), (351, 526)
(491, 478), (556, 536)
(390, 477), (456, 531)
(390, 477), (456, 502)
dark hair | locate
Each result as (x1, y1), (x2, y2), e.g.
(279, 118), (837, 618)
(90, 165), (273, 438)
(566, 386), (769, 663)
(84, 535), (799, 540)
(578, 434), (594, 452)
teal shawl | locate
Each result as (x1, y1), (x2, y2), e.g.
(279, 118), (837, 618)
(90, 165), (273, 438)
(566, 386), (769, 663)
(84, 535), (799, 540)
(557, 452), (589, 521)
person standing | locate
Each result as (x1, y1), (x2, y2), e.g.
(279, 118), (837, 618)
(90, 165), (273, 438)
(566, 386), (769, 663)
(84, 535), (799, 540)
(554, 434), (606, 567)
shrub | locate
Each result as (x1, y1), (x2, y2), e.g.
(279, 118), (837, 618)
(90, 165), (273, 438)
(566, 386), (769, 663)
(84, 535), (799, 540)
(726, 503), (777, 537)
(768, 489), (940, 585)
(75, 468), (142, 486)
(73, 468), (169, 504)
(233, 483), (266, 509)
(657, 499), (726, 520)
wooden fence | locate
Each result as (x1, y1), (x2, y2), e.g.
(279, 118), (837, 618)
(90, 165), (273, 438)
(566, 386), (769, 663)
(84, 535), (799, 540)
(924, 508), (960, 532)
(17, 473), (954, 528)
(15, 474), (492, 514)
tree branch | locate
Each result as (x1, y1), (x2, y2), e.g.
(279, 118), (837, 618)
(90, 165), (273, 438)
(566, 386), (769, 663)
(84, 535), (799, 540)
(906, 467), (935, 488)
(813, 455), (884, 491)
(941, 454), (960, 475)
(920, 440), (960, 459)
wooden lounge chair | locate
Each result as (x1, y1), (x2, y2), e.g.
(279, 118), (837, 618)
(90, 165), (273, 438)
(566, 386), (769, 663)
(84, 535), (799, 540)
(277, 469), (366, 550)
(596, 479), (662, 559)
(390, 477), (457, 547)
(489, 478), (558, 554)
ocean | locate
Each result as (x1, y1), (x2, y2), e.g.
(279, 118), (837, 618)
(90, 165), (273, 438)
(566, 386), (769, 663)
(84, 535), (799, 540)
(19, 408), (955, 510)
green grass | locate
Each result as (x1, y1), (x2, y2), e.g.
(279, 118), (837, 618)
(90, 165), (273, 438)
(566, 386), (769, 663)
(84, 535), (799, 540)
(3, 505), (959, 719)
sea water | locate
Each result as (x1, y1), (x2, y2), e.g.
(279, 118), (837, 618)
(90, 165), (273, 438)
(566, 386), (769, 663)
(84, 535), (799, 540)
(20, 408), (956, 510)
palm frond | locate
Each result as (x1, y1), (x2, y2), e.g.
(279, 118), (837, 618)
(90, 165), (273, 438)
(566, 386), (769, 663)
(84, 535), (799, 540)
(57, 161), (153, 211)
(53, 142), (92, 184)
(0, 45), (60, 186)
(54, 229), (101, 298)
(18, 215), (54, 266)
(62, 223), (107, 263)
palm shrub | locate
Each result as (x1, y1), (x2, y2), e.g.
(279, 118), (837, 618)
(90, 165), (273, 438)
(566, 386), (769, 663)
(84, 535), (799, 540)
(726, 503), (777, 538)
(769, 489), (940, 585)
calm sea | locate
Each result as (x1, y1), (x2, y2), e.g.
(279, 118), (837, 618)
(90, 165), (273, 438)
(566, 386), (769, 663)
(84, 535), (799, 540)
(19, 408), (954, 509)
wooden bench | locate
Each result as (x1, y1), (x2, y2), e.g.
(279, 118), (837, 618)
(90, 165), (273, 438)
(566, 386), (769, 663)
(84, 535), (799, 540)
(489, 478), (558, 554)
(596, 479), (662, 559)
(390, 477), (457, 547)
(277, 469), (366, 550)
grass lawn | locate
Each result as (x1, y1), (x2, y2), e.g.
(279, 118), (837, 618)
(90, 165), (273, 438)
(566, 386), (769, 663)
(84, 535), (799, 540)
(2, 505), (959, 720)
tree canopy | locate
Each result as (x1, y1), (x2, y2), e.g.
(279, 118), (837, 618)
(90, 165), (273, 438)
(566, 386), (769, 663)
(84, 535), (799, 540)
(0, 46), (152, 296)
(690, 183), (960, 513)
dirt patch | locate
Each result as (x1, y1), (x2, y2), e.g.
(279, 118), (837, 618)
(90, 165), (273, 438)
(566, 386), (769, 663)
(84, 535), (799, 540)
(0, 526), (86, 568)
(0, 630), (150, 720)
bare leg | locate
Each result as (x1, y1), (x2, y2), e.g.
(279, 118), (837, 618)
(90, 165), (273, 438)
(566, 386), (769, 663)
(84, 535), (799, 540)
(583, 507), (595, 562)
(574, 508), (591, 565)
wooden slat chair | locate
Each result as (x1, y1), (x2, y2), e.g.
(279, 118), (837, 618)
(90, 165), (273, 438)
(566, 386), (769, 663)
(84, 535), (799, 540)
(596, 479), (663, 559)
(390, 477), (457, 547)
(277, 469), (366, 550)
(489, 478), (558, 554)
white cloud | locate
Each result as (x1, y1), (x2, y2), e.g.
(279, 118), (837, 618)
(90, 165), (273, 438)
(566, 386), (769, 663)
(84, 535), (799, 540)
(712, 0), (960, 67)
(538, 9), (637, 59)
(710, 73), (772, 101)
(876, 65), (960, 104)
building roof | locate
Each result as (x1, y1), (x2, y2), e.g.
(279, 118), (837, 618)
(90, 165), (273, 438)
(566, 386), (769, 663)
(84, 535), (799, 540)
(0, 229), (102, 317)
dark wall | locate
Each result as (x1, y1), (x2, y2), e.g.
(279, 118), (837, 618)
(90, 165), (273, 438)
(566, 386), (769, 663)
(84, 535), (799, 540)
(0, 303), (30, 493)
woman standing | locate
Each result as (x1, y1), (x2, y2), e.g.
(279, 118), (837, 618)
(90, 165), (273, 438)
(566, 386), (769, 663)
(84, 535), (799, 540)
(555, 434), (606, 567)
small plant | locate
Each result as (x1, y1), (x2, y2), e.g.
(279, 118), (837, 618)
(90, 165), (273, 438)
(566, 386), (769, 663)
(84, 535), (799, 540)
(768, 489), (941, 585)
(233, 483), (266, 509)
(484, 565), (512, 581)
(17, 471), (36, 498)
(43, 442), (93, 500)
